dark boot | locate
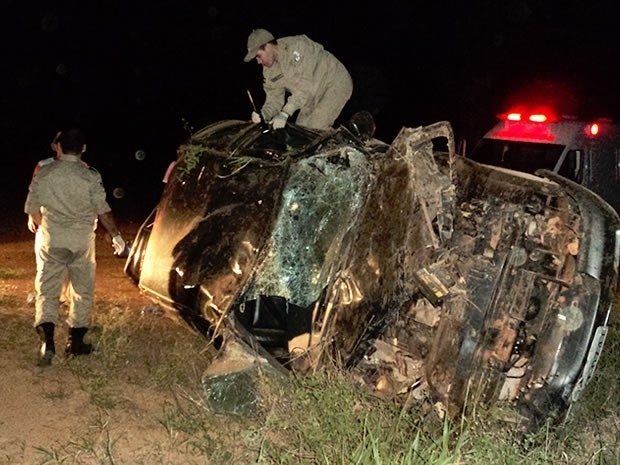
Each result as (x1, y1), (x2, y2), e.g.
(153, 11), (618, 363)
(36, 322), (55, 366)
(65, 327), (93, 356)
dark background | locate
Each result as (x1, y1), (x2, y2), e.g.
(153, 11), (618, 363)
(3, 0), (619, 223)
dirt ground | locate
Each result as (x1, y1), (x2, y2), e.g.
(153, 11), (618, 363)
(0, 220), (231, 465)
(3, 217), (619, 464)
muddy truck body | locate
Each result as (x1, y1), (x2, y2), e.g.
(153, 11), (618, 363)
(125, 115), (620, 429)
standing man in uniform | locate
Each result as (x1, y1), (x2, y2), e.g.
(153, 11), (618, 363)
(243, 28), (353, 130)
(30, 131), (81, 304)
(24, 128), (126, 366)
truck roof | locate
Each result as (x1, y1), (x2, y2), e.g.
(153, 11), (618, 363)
(484, 110), (619, 147)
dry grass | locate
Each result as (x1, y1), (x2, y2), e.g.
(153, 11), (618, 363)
(1, 234), (620, 464)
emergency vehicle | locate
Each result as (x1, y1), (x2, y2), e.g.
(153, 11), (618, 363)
(468, 107), (620, 211)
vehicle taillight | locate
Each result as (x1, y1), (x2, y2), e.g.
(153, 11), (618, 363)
(586, 123), (599, 136)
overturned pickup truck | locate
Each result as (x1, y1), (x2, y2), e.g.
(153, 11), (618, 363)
(125, 113), (620, 430)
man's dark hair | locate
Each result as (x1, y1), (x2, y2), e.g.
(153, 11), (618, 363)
(57, 128), (86, 154)
(259, 38), (277, 52)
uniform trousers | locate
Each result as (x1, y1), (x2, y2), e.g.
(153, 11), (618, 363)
(34, 233), (96, 328)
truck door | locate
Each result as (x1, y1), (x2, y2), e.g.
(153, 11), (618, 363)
(585, 142), (620, 212)
(556, 149), (584, 184)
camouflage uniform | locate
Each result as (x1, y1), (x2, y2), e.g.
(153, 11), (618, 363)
(260, 35), (353, 129)
(24, 155), (111, 328)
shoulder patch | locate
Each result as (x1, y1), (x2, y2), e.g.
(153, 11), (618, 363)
(38, 157), (55, 167)
(270, 73), (284, 83)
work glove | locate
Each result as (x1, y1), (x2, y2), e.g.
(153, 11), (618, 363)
(251, 111), (262, 124)
(112, 234), (127, 256)
(271, 111), (288, 129)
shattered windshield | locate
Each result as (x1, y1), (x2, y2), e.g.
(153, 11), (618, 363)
(242, 145), (372, 308)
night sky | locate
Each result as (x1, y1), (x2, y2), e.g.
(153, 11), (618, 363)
(3, 0), (620, 222)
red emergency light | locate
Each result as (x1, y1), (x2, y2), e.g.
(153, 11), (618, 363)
(493, 107), (557, 141)
(529, 114), (548, 123)
(499, 108), (557, 123)
(495, 106), (610, 141)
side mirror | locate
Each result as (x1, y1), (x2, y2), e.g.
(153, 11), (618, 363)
(346, 111), (376, 141)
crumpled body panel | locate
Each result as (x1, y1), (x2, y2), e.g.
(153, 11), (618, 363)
(125, 117), (620, 429)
